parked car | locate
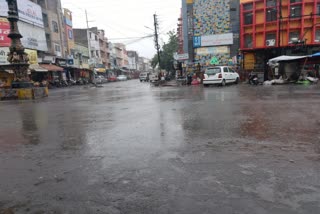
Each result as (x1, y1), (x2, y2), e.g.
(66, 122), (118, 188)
(203, 66), (240, 86)
(108, 76), (117, 82)
(139, 72), (149, 82)
(117, 75), (128, 81)
(149, 73), (159, 83)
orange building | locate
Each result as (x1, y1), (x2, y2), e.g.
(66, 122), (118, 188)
(240, 0), (320, 74)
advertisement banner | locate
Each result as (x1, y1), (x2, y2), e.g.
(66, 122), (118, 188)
(0, 0), (44, 28)
(25, 49), (38, 65)
(201, 33), (234, 47)
(0, 18), (10, 47)
(18, 21), (47, 51)
(0, 47), (9, 65)
(195, 46), (230, 55)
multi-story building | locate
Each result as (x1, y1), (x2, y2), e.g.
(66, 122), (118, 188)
(63, 8), (74, 57)
(191, 0), (240, 65)
(127, 51), (140, 70)
(109, 42), (117, 69)
(240, 0), (320, 73)
(30, 0), (66, 63)
(181, 0), (194, 60)
(177, 11), (184, 54)
(138, 57), (151, 72)
(96, 29), (109, 68)
(74, 43), (90, 70)
(113, 43), (128, 68)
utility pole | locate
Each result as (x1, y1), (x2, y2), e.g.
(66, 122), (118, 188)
(153, 13), (161, 69)
(277, 0), (282, 55)
(85, 10), (92, 59)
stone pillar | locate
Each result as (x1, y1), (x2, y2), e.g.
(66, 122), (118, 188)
(6, 0), (30, 84)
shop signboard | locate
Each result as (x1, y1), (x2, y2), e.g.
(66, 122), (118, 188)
(0, 18), (47, 51)
(25, 49), (38, 65)
(195, 46), (230, 55)
(0, 18), (10, 47)
(201, 33), (233, 47)
(18, 21), (47, 51)
(193, 36), (201, 48)
(0, 47), (9, 65)
(0, 0), (44, 28)
(174, 53), (189, 61)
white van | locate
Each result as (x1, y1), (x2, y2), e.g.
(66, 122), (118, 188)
(149, 73), (159, 83)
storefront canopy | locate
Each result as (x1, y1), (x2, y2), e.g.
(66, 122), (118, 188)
(268, 55), (307, 66)
(29, 64), (48, 72)
(39, 64), (64, 72)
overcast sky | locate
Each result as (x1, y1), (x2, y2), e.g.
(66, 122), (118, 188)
(61, 0), (181, 59)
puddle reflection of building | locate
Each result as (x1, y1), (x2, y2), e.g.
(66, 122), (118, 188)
(19, 104), (41, 145)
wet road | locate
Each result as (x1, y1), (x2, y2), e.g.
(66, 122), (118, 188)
(1, 81), (320, 214)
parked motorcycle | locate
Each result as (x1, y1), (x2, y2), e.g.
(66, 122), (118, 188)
(248, 73), (259, 85)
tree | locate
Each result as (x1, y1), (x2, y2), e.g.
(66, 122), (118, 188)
(151, 31), (178, 72)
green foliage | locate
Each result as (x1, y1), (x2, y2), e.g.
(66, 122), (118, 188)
(151, 31), (178, 71)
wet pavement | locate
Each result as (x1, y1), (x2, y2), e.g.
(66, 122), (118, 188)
(1, 81), (320, 214)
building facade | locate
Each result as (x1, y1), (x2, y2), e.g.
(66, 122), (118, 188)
(30, 0), (66, 61)
(63, 8), (74, 56)
(192, 0), (240, 65)
(127, 51), (140, 70)
(240, 0), (320, 72)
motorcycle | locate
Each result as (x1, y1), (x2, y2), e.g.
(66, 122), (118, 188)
(249, 72), (259, 85)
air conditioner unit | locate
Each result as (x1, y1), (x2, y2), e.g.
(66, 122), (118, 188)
(266, 39), (276, 47)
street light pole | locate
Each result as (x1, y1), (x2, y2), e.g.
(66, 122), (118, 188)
(6, 0), (30, 85)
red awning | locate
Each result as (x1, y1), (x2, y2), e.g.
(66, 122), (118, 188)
(39, 64), (64, 72)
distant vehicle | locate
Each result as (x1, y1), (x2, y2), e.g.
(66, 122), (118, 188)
(149, 73), (159, 83)
(117, 75), (128, 81)
(203, 66), (240, 87)
(95, 75), (108, 84)
(108, 76), (117, 82)
(139, 72), (149, 82)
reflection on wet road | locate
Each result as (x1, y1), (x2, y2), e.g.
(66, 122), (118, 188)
(1, 81), (320, 213)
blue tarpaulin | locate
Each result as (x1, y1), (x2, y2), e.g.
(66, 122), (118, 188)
(310, 52), (320, 57)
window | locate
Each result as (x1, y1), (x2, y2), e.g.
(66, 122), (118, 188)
(315, 29), (320, 42)
(52, 21), (58, 33)
(290, 5), (302, 18)
(244, 34), (253, 48)
(96, 50), (99, 57)
(45, 33), (51, 49)
(223, 67), (229, 73)
(289, 31), (300, 42)
(95, 35), (98, 41)
(266, 9), (277, 22)
(42, 13), (49, 28)
(90, 32), (92, 39)
(317, 3), (320, 15)
(229, 68), (236, 73)
(244, 13), (253, 25)
(55, 44), (61, 52)
(243, 3), (253, 11)
(37, 0), (46, 9)
(266, 0), (276, 7)
(68, 29), (73, 39)
(266, 33), (276, 46)
(290, 0), (301, 3)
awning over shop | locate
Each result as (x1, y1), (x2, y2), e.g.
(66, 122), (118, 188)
(39, 64), (64, 72)
(268, 55), (307, 66)
(29, 64), (48, 72)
